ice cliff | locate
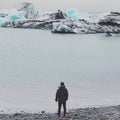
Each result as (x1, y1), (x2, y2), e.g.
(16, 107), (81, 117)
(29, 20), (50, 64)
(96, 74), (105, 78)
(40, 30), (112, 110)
(0, 3), (120, 34)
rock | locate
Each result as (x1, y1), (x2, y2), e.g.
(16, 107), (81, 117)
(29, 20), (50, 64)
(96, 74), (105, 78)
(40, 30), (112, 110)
(105, 32), (112, 37)
(41, 111), (45, 114)
(0, 105), (120, 120)
(49, 10), (67, 20)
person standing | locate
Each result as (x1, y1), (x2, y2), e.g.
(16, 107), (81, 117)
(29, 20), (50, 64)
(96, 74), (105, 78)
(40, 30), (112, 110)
(55, 82), (68, 118)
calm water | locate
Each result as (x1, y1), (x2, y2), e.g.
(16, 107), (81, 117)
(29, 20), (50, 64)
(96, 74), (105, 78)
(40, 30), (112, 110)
(0, 28), (120, 112)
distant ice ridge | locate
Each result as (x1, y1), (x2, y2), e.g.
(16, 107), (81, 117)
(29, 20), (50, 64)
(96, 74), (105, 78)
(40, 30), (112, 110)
(0, 2), (120, 34)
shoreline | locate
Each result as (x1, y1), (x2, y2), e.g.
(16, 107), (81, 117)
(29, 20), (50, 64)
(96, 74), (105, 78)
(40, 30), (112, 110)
(0, 105), (120, 120)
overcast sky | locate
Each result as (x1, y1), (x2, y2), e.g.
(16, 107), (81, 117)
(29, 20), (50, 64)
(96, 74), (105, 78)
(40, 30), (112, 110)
(0, 0), (120, 12)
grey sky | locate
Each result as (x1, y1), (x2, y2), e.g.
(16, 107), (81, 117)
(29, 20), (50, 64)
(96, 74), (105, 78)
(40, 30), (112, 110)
(0, 0), (119, 12)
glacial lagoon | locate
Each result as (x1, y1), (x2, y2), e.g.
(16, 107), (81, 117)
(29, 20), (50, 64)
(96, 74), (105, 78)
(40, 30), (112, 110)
(0, 28), (120, 113)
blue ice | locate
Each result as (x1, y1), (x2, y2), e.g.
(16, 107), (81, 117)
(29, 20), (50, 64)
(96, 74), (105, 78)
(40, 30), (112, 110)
(10, 15), (22, 21)
(66, 9), (91, 21)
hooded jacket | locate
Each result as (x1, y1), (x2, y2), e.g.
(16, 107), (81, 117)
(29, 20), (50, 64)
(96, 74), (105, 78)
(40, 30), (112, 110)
(56, 86), (68, 102)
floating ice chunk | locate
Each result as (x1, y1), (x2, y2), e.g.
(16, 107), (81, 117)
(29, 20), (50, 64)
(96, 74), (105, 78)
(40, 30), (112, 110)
(9, 15), (23, 21)
(66, 9), (92, 22)
(0, 19), (5, 26)
(79, 12), (91, 21)
(0, 13), (8, 26)
(66, 9), (80, 19)
(0, 9), (26, 26)
(16, 2), (39, 19)
(0, 13), (8, 18)
(92, 12), (111, 23)
(8, 11), (26, 21)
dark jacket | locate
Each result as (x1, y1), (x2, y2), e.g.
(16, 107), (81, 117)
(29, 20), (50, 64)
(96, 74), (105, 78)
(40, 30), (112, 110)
(56, 86), (68, 102)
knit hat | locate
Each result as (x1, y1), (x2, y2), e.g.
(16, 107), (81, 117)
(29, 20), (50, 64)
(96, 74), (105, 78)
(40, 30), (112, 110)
(60, 82), (64, 86)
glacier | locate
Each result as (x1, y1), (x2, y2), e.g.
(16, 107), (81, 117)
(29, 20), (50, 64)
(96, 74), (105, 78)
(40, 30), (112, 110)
(0, 2), (120, 34)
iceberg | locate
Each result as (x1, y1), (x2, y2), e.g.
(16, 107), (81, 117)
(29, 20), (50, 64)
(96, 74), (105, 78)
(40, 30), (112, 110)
(0, 2), (39, 26)
(66, 9), (80, 19)
(9, 12), (26, 21)
(0, 3), (120, 34)
(8, 10), (26, 21)
(16, 2), (39, 19)
(0, 19), (5, 26)
(0, 9), (26, 26)
(66, 9), (92, 22)
(0, 11), (8, 26)
(10, 15), (24, 21)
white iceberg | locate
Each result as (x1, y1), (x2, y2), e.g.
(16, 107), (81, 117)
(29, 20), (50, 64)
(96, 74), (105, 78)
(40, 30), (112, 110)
(16, 2), (39, 19)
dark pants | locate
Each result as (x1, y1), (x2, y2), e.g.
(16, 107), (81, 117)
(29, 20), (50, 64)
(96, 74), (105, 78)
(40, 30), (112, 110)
(58, 101), (66, 117)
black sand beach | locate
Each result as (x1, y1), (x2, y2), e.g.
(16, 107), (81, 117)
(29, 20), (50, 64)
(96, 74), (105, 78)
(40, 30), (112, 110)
(0, 105), (120, 120)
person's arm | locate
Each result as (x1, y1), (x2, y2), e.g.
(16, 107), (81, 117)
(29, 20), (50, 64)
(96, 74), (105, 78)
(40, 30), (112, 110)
(55, 89), (59, 102)
(66, 89), (69, 101)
